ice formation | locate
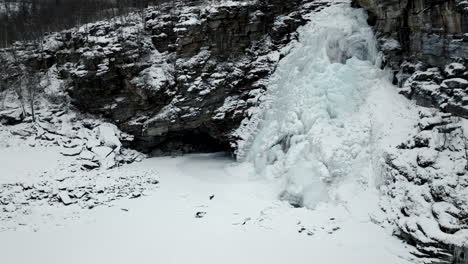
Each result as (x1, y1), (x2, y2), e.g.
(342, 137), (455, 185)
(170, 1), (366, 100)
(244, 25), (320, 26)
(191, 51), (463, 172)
(243, 2), (418, 208)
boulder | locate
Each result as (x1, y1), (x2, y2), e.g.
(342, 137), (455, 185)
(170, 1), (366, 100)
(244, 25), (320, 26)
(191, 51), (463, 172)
(80, 160), (100, 170)
(416, 149), (438, 167)
(57, 191), (73, 205)
(91, 146), (114, 160)
(96, 124), (122, 151)
(0, 108), (24, 125)
(60, 146), (83, 156)
(441, 78), (468, 90)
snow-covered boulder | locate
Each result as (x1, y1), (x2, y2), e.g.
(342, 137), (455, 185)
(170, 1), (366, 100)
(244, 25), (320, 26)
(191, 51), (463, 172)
(445, 63), (466, 78)
(0, 108), (24, 125)
(96, 124), (122, 151)
(441, 78), (468, 90)
(416, 149), (438, 168)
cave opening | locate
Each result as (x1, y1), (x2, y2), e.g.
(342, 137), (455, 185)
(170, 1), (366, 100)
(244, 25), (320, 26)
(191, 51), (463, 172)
(133, 130), (232, 157)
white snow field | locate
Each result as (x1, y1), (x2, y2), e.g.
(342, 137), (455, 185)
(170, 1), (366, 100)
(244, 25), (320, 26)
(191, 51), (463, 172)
(0, 145), (63, 184)
(0, 1), (423, 264)
(0, 154), (416, 264)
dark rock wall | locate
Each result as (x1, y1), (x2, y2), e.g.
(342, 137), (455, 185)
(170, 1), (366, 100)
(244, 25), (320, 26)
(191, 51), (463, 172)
(353, 0), (468, 68)
(0, 0), (320, 155)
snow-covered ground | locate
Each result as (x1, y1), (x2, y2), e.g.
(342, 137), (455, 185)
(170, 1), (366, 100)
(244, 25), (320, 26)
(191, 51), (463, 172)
(0, 144), (64, 185)
(0, 154), (417, 264)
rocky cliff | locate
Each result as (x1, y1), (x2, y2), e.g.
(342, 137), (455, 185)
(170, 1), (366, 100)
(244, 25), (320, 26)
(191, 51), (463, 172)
(352, 0), (468, 118)
(352, 0), (468, 262)
(0, 0), (324, 156)
(352, 0), (468, 68)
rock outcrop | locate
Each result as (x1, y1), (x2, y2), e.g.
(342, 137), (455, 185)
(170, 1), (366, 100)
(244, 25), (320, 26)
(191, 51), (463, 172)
(381, 108), (468, 263)
(352, 0), (468, 118)
(352, 0), (468, 261)
(352, 0), (468, 69)
(398, 61), (468, 119)
(0, 0), (324, 155)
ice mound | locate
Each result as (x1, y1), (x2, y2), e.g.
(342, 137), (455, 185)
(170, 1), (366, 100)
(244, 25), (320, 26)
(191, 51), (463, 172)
(242, 3), (417, 209)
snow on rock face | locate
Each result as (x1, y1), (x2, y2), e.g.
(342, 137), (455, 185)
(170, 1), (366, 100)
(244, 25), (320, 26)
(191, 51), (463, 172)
(381, 109), (468, 260)
(397, 60), (468, 122)
(442, 78), (468, 89)
(445, 63), (466, 78)
(0, 0), (320, 155)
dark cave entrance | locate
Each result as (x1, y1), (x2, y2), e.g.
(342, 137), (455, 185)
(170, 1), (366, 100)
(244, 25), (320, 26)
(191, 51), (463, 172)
(132, 130), (231, 157)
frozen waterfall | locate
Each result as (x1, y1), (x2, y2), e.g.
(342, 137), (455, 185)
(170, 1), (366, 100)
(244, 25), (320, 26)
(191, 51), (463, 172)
(242, 1), (418, 209)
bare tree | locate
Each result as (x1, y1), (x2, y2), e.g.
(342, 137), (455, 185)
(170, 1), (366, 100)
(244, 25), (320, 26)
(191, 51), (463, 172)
(12, 68), (27, 118)
(20, 65), (41, 122)
(0, 75), (7, 110)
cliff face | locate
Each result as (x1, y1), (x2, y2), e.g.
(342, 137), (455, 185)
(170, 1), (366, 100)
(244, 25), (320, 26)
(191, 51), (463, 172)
(0, 0), (323, 155)
(353, 0), (468, 125)
(353, 0), (468, 68)
(353, 1), (468, 262)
